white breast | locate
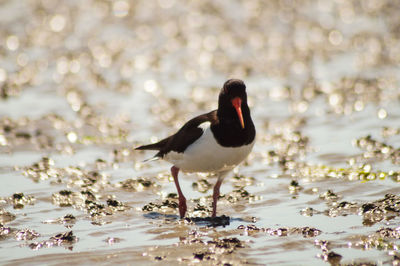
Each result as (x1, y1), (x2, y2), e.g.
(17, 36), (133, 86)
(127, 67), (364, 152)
(163, 122), (255, 173)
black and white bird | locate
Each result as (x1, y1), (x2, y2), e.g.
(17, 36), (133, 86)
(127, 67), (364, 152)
(136, 79), (256, 218)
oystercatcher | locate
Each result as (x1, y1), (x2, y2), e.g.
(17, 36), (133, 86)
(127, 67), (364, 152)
(136, 79), (256, 218)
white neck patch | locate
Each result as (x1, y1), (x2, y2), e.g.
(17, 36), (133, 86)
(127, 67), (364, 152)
(198, 121), (211, 131)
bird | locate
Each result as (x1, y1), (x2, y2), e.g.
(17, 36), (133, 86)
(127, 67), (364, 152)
(135, 79), (256, 218)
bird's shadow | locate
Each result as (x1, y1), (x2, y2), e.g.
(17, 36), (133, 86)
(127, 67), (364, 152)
(143, 212), (245, 227)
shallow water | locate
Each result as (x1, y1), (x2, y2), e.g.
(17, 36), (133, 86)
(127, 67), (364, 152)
(1, 0), (400, 265)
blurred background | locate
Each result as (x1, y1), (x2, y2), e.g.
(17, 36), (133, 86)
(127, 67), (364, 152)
(0, 0), (400, 265)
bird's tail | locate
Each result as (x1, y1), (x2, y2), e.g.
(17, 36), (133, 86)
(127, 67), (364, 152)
(135, 142), (163, 163)
(135, 143), (161, 150)
(135, 137), (169, 151)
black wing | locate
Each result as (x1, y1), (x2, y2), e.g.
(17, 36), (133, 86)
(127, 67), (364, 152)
(135, 110), (218, 158)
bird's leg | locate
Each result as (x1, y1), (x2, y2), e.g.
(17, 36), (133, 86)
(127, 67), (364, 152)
(212, 178), (223, 217)
(171, 166), (187, 218)
(211, 171), (229, 217)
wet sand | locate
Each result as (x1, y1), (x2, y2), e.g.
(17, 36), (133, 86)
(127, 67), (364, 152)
(1, 0), (400, 265)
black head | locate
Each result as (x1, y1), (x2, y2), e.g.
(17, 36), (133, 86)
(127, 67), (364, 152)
(221, 79), (247, 100)
(212, 79), (255, 147)
(218, 79), (248, 129)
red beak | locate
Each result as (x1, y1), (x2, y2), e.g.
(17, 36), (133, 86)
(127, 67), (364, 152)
(231, 97), (245, 129)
